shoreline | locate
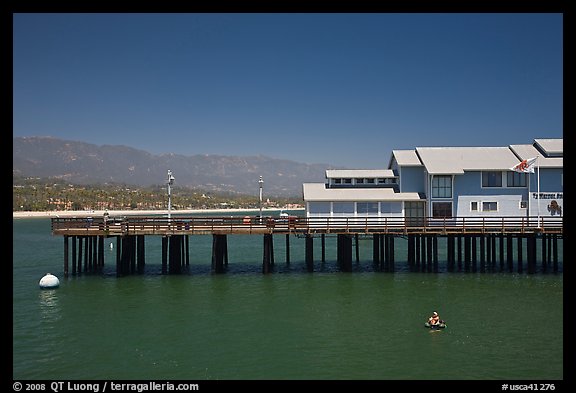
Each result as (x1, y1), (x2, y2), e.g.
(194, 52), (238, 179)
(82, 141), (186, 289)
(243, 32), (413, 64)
(13, 207), (304, 219)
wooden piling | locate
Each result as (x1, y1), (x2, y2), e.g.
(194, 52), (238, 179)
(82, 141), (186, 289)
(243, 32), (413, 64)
(389, 235), (395, 272)
(552, 234), (558, 273)
(381, 235), (387, 271)
(547, 234), (552, 271)
(285, 234), (290, 265)
(129, 236), (137, 274)
(115, 236), (121, 275)
(337, 234), (353, 272)
(499, 234), (505, 272)
(91, 236), (97, 272)
(447, 235), (454, 272)
(507, 235), (513, 272)
(407, 235), (414, 270)
(458, 235), (463, 272)
(491, 234), (497, 271)
(263, 234), (273, 274)
(527, 233), (537, 274)
(373, 234), (380, 268)
(471, 235), (477, 273)
(185, 235), (190, 267)
(64, 236), (69, 277)
(211, 234), (227, 274)
(71, 236), (77, 275)
(464, 235), (471, 272)
(161, 236), (168, 275)
(77, 236), (84, 274)
(415, 234), (421, 270)
(305, 235), (314, 272)
(480, 235), (485, 273)
(517, 236), (523, 273)
(541, 233), (547, 272)
(135, 235), (143, 273)
(83, 237), (89, 273)
(321, 234), (326, 263)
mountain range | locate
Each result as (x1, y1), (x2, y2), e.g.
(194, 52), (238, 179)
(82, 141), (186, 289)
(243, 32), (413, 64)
(13, 136), (338, 197)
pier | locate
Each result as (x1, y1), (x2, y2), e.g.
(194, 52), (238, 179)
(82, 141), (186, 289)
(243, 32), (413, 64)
(51, 215), (562, 276)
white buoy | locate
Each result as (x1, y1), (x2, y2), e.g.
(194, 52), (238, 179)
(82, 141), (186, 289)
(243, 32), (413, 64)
(39, 273), (60, 289)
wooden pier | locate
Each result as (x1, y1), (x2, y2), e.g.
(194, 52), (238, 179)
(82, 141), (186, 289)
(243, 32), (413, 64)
(51, 215), (562, 276)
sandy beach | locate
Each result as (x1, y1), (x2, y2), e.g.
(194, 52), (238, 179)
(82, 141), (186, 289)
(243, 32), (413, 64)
(13, 207), (304, 219)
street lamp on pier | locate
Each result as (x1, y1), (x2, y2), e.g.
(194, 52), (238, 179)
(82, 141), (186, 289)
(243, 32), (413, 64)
(167, 169), (175, 221)
(258, 175), (263, 223)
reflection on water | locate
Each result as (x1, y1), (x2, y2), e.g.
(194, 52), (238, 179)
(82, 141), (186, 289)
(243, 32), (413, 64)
(38, 289), (61, 323)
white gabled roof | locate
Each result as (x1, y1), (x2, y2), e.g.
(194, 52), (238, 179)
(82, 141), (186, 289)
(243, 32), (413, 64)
(415, 146), (519, 175)
(325, 169), (395, 178)
(534, 138), (563, 156)
(391, 150), (422, 166)
(302, 183), (422, 202)
(509, 142), (563, 168)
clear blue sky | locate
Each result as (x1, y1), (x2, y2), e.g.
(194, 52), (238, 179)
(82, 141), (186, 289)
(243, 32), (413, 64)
(13, 13), (563, 168)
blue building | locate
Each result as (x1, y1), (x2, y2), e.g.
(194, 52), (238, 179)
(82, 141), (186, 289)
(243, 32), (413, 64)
(302, 138), (563, 222)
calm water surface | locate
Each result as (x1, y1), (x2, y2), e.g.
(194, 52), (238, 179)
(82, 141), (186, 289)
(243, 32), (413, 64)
(13, 216), (563, 380)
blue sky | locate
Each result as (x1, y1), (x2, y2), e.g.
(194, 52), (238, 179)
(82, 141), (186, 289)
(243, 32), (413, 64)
(13, 13), (563, 168)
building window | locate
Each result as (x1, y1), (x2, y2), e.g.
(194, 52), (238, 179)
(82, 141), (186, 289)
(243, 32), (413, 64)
(432, 202), (452, 218)
(377, 178), (386, 184)
(357, 202), (379, 215)
(343, 178), (352, 184)
(405, 201), (426, 226)
(482, 201), (498, 212)
(432, 175), (452, 198)
(471, 202), (478, 211)
(381, 202), (402, 214)
(367, 178), (375, 184)
(482, 171), (502, 187)
(356, 178), (365, 184)
(308, 202), (331, 215)
(334, 178), (341, 184)
(520, 200), (528, 209)
(333, 202), (354, 215)
(507, 172), (527, 187)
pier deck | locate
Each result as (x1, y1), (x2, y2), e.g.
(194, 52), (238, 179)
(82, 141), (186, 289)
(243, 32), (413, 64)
(51, 215), (563, 237)
(49, 215), (562, 276)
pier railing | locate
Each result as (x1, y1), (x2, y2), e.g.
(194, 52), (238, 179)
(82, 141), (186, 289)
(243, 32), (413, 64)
(51, 215), (563, 236)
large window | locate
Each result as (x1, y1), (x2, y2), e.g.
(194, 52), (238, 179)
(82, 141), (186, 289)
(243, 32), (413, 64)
(357, 202), (379, 215)
(482, 171), (502, 187)
(432, 175), (452, 198)
(432, 202), (452, 218)
(380, 202), (402, 214)
(333, 202), (354, 216)
(308, 202), (330, 215)
(507, 172), (527, 187)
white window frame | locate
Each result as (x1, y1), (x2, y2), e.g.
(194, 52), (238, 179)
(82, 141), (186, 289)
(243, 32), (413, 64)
(481, 201), (498, 212)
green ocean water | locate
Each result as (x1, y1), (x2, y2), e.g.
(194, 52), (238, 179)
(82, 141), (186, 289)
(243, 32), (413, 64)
(13, 216), (563, 380)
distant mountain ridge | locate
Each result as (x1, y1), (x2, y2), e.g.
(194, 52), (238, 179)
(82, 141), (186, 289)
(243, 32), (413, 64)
(13, 136), (336, 197)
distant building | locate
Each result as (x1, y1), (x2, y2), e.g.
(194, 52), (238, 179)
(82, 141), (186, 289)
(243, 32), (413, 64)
(302, 138), (563, 220)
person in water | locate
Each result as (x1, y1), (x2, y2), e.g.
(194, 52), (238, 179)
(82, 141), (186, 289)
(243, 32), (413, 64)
(428, 311), (440, 325)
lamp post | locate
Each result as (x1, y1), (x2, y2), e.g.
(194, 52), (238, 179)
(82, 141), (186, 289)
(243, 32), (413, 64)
(258, 175), (263, 223)
(167, 169), (175, 221)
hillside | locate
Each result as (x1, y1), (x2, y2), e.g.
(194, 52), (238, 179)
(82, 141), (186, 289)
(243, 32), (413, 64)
(13, 136), (338, 197)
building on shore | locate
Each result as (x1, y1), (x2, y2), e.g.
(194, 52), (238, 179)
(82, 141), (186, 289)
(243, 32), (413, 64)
(302, 138), (563, 221)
